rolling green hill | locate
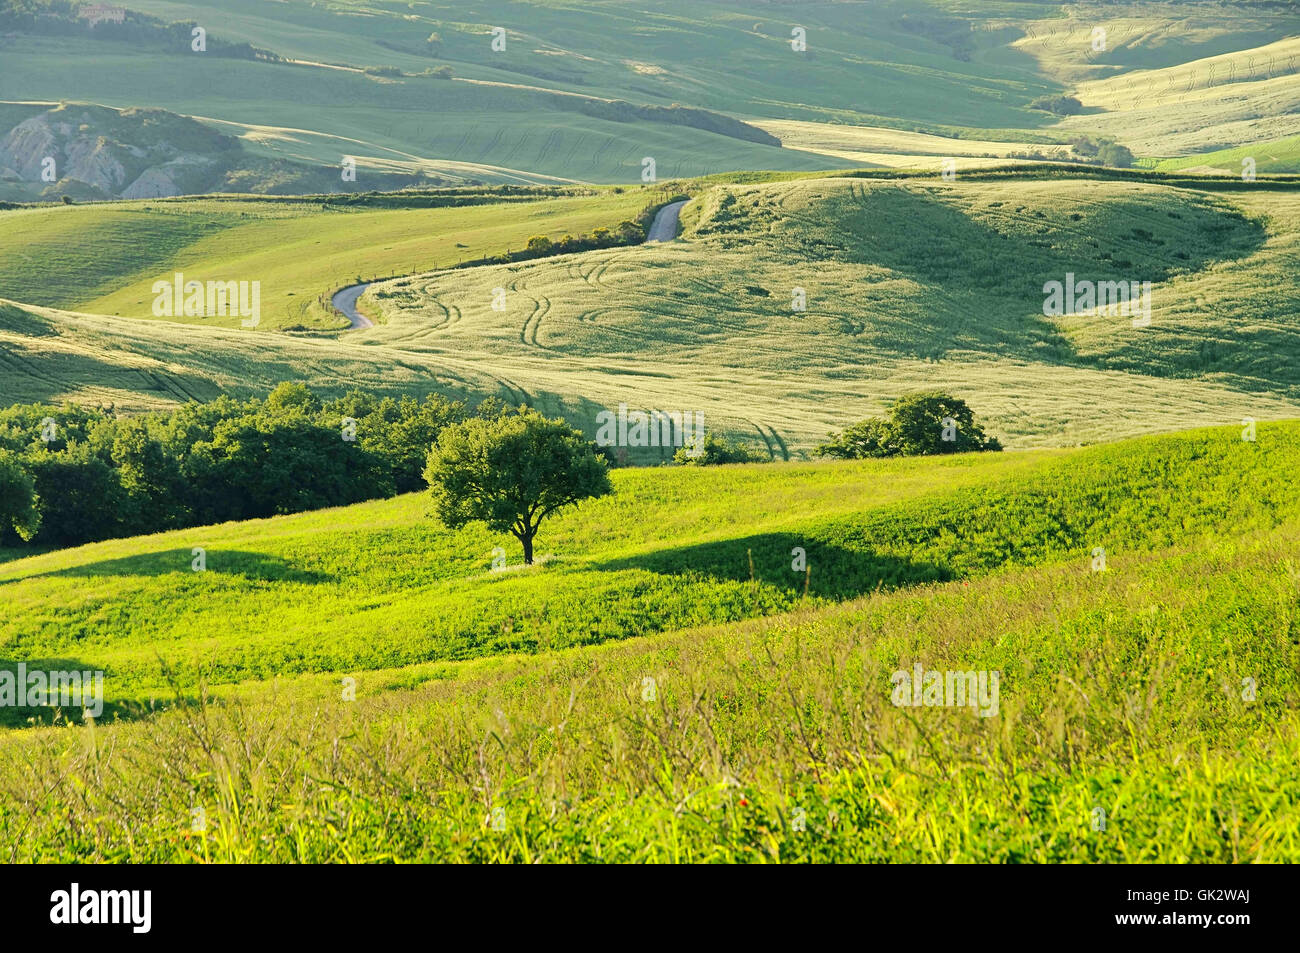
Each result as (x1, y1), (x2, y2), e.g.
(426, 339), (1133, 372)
(5, 170), (1300, 453)
(0, 185), (661, 327)
(364, 171), (1300, 450)
(1150, 134), (1300, 175)
(4, 0), (1299, 193)
(4, 418), (1298, 703)
(1, 422), (1297, 861)
(1061, 35), (1300, 157)
(4, 0), (1300, 868)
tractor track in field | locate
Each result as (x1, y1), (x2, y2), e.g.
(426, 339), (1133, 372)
(745, 420), (790, 461)
(0, 337), (202, 406)
(520, 294), (552, 348)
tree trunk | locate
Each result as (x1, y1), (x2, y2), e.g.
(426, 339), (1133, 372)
(521, 531), (534, 565)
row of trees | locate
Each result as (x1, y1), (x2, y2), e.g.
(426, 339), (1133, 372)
(0, 387), (616, 567)
(0, 384), (503, 547)
(522, 220), (647, 258)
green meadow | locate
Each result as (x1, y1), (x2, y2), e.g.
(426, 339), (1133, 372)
(1150, 135), (1300, 176)
(1061, 35), (1300, 158)
(1, 423), (1297, 861)
(3, 419), (1298, 704)
(2, 0), (1300, 867)
(366, 172), (1300, 452)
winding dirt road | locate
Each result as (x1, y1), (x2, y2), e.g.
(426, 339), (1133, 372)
(330, 199), (688, 330)
(646, 199), (687, 242)
(331, 282), (375, 330)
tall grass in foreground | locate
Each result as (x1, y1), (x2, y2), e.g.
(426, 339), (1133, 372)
(2, 519), (1296, 862)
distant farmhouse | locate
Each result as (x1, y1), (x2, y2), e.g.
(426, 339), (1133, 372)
(79, 5), (127, 27)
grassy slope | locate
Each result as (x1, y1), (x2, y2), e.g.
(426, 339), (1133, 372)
(7, 0), (1296, 185)
(1, 422), (1298, 860)
(5, 172), (1300, 449)
(752, 119), (1069, 170)
(0, 444), (1052, 703)
(2, 420), (1298, 705)
(0, 188), (657, 328)
(367, 173), (1300, 450)
(0, 35), (854, 186)
(1004, 8), (1297, 84)
(109, 0), (1064, 128)
(1058, 35), (1300, 157)
(1150, 134), (1300, 175)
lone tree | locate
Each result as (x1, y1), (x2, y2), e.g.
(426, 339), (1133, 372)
(817, 392), (1002, 459)
(0, 452), (40, 541)
(424, 408), (611, 565)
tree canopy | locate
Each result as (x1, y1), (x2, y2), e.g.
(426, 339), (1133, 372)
(0, 383), (496, 548)
(0, 450), (39, 541)
(424, 408), (612, 565)
(817, 393), (1002, 459)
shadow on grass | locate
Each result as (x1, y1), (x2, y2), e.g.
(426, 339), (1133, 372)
(0, 657), (197, 729)
(820, 185), (1268, 366)
(0, 549), (331, 586)
(596, 532), (951, 599)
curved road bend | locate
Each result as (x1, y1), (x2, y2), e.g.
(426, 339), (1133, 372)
(330, 199), (689, 330)
(646, 199), (687, 242)
(331, 282), (374, 330)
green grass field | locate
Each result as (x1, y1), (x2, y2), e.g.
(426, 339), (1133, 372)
(364, 172), (1300, 451)
(4, 0), (1300, 867)
(0, 188), (655, 328)
(1057, 35), (1300, 157)
(1149, 134), (1300, 176)
(1, 422), (1297, 861)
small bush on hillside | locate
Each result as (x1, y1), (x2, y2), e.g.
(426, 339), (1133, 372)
(1028, 94), (1083, 116)
(1096, 141), (1136, 168)
(1071, 136), (1135, 168)
(673, 432), (766, 465)
(817, 393), (1002, 459)
(463, 211), (654, 268)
